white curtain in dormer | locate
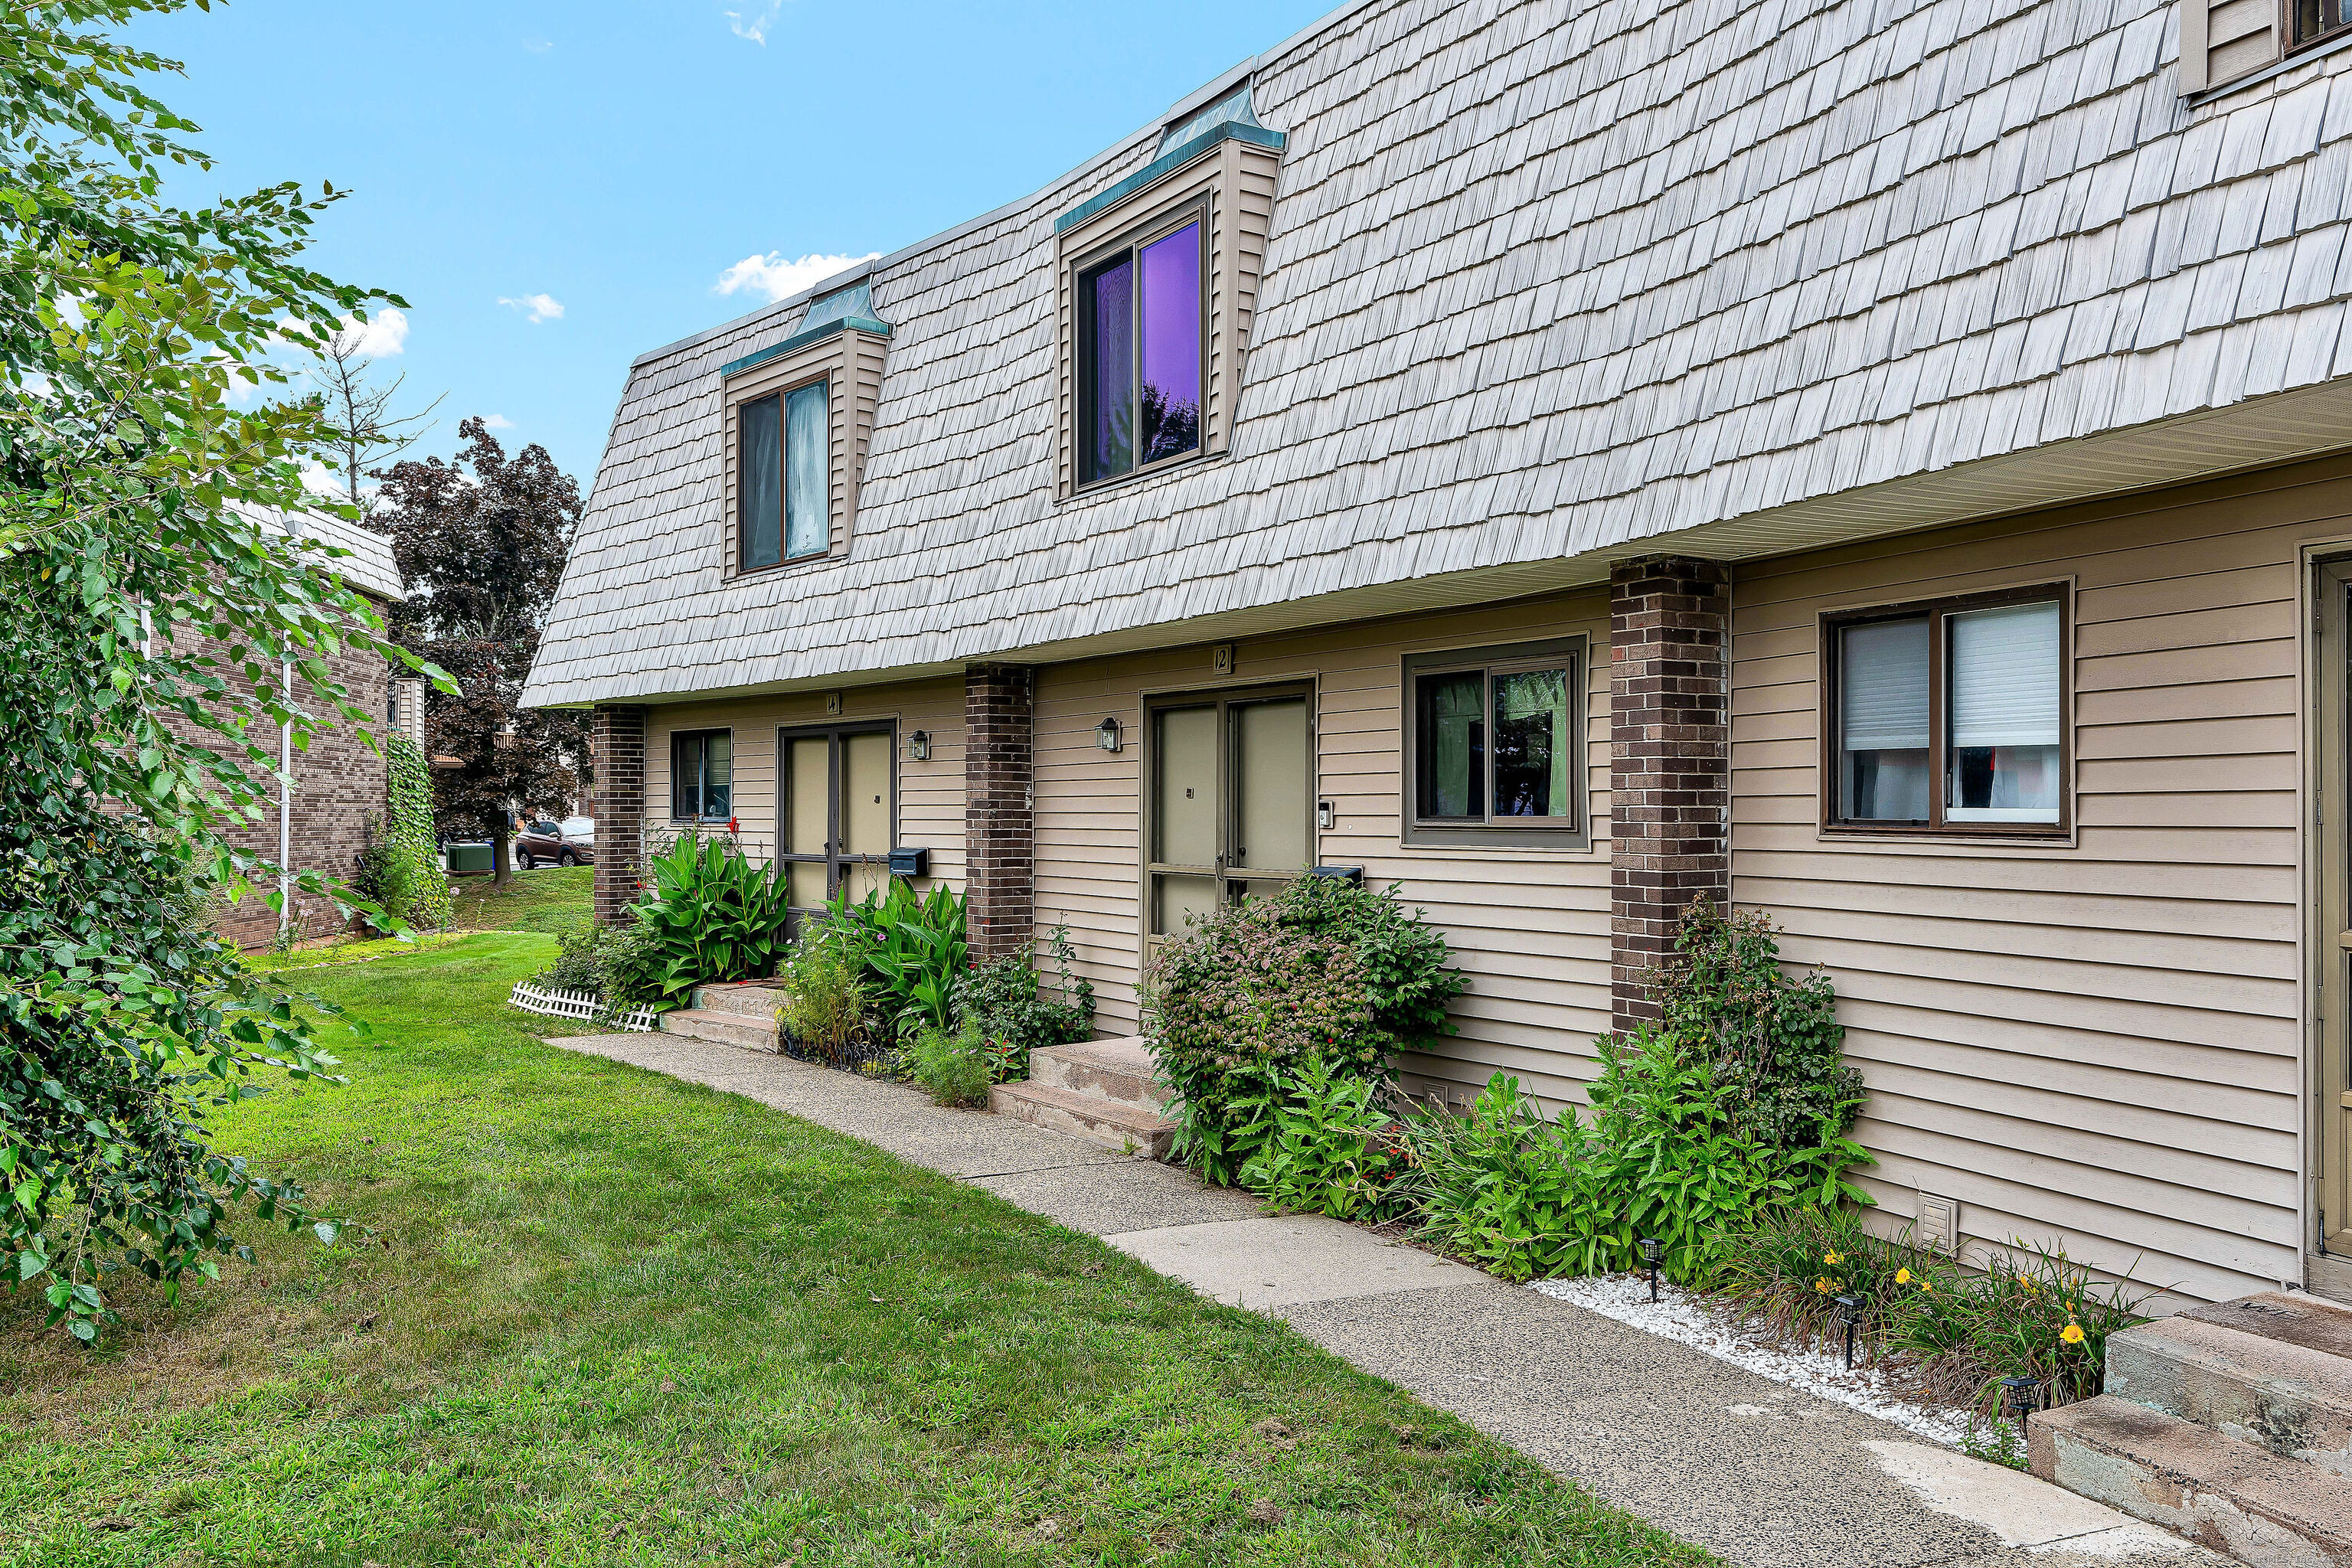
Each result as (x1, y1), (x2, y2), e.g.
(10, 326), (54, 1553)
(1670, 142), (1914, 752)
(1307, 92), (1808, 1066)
(1949, 601), (2060, 749)
(1839, 618), (1929, 750)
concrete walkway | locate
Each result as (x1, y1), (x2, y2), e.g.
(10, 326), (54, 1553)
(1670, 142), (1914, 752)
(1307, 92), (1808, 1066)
(554, 1031), (2230, 1568)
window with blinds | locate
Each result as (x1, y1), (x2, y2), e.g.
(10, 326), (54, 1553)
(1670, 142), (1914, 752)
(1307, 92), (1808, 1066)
(1824, 589), (2067, 835)
(1402, 636), (1589, 848)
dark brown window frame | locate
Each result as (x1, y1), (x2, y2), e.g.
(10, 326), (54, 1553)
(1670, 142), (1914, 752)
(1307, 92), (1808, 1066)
(670, 727), (736, 824)
(1070, 195), (1213, 498)
(1400, 635), (1591, 850)
(2293, 0), (2352, 54)
(1818, 583), (2073, 840)
(732, 369), (835, 578)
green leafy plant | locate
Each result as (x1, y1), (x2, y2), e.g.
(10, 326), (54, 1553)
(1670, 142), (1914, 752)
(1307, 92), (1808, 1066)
(958, 925), (1094, 1080)
(1398, 1075), (1622, 1282)
(634, 831), (792, 997)
(1146, 877), (1462, 1186)
(776, 938), (868, 1067)
(524, 916), (666, 1022)
(0, 2), (439, 1338)
(1236, 1056), (1401, 1220)
(1642, 898), (1860, 1151)
(905, 1018), (991, 1108)
(820, 880), (967, 1040)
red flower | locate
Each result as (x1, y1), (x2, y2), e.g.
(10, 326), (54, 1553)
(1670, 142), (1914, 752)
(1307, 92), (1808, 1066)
(727, 815), (740, 835)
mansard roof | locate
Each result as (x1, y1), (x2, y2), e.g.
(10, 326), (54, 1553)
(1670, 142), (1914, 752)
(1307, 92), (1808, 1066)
(528, 0), (2352, 707)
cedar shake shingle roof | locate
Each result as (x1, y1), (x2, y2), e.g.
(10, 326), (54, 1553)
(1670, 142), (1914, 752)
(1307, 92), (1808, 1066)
(527, 0), (2352, 707)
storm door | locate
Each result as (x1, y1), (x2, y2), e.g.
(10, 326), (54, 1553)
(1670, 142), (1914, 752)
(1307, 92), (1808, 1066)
(2321, 567), (2352, 1272)
(775, 722), (895, 928)
(1142, 685), (1315, 952)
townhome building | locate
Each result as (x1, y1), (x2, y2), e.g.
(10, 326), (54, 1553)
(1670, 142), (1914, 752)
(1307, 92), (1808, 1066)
(526, 0), (2352, 1315)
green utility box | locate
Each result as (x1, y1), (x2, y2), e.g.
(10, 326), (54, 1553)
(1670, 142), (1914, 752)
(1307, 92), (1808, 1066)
(446, 841), (495, 875)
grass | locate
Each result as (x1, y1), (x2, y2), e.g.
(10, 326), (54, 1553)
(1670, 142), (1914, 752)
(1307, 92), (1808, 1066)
(0, 935), (1712, 1567)
(446, 863), (594, 936)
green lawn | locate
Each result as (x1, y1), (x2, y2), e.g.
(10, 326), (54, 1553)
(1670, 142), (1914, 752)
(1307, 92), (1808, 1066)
(0, 935), (1711, 1567)
(446, 863), (594, 936)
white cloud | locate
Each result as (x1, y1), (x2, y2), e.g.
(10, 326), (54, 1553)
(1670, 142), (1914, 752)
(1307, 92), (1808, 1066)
(332, 307), (409, 358)
(724, 2), (782, 43)
(521, 34), (554, 53)
(498, 292), (564, 323)
(481, 413), (516, 430)
(713, 251), (879, 304)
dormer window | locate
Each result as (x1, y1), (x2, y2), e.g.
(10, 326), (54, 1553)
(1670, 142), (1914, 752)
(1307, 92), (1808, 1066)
(739, 379), (829, 568)
(1076, 211), (1204, 486)
(1054, 83), (1284, 499)
(720, 279), (890, 574)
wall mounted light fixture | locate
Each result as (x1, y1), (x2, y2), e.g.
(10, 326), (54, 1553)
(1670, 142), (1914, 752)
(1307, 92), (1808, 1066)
(909, 730), (931, 761)
(1096, 717), (1122, 753)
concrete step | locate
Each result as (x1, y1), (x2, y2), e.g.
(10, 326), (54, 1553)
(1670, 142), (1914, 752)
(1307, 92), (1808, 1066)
(988, 1079), (1175, 1159)
(2107, 1312), (2352, 1478)
(658, 1008), (779, 1055)
(692, 982), (791, 1020)
(2031, 1395), (2352, 1566)
(1027, 1036), (1170, 1112)
(2183, 1292), (2352, 1363)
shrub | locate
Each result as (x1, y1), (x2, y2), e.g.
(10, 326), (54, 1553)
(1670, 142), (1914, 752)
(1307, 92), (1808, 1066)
(635, 831), (792, 997)
(1396, 1030), (1872, 1289)
(1587, 1025), (1871, 1286)
(1398, 1075), (1621, 1282)
(905, 1018), (991, 1108)
(1236, 1057), (1401, 1220)
(1644, 899), (1860, 1151)
(776, 938), (867, 1067)
(959, 925), (1095, 1080)
(1146, 877), (1462, 1186)
(525, 916), (669, 1022)
(1717, 1201), (1936, 1355)
(822, 880), (967, 1039)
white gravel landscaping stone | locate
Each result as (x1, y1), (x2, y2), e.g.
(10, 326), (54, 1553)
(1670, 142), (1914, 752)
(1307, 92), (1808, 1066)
(1529, 1272), (1975, 1450)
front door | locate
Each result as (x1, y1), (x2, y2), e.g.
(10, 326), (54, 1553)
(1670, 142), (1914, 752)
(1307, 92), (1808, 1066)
(776, 723), (895, 926)
(1143, 686), (1315, 952)
(2318, 565), (2352, 1259)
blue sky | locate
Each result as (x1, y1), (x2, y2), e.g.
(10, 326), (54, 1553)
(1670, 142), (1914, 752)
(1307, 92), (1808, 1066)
(129, 0), (1335, 490)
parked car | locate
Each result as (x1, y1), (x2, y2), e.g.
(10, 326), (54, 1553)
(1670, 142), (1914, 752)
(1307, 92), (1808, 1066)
(514, 815), (594, 869)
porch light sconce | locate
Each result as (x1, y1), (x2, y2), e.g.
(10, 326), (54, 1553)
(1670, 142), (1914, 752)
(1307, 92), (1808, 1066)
(908, 730), (931, 762)
(1835, 1295), (1860, 1370)
(1636, 1236), (1661, 1302)
(1096, 716), (1122, 753)
(2000, 1375), (2041, 1434)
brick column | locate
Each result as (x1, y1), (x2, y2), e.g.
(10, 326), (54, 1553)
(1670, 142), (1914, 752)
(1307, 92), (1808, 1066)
(1610, 557), (1731, 1031)
(964, 663), (1034, 964)
(593, 704), (647, 927)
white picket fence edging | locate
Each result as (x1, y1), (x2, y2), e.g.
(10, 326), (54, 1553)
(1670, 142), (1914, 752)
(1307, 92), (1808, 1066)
(508, 981), (657, 1034)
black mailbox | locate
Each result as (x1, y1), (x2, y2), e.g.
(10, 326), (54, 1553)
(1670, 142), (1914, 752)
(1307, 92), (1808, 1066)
(1308, 864), (1364, 885)
(887, 846), (930, 878)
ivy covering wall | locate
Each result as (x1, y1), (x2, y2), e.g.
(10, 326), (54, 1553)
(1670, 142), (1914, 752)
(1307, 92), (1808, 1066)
(384, 736), (452, 930)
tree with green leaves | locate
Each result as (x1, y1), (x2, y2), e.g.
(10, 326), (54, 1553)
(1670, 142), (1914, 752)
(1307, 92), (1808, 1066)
(0, 1), (439, 1339)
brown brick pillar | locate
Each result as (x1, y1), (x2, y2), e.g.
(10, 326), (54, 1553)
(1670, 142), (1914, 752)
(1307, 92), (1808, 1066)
(593, 703), (647, 927)
(1610, 557), (1731, 1031)
(964, 663), (1034, 964)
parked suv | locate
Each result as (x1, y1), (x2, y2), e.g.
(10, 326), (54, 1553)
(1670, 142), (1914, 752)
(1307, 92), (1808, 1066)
(514, 815), (594, 868)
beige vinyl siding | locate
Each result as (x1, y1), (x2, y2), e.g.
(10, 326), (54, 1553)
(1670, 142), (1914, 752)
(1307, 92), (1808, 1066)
(1726, 454), (2352, 1304)
(1031, 591), (1612, 1108)
(641, 676), (965, 890)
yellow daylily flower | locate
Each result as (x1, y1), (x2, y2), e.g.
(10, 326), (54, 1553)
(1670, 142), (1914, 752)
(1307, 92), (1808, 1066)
(1894, 1267), (1912, 1285)
(2061, 1321), (2086, 1345)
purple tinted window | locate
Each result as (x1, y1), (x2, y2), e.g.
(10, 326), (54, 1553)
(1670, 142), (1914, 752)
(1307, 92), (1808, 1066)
(1138, 221), (1202, 466)
(1085, 257), (1134, 481)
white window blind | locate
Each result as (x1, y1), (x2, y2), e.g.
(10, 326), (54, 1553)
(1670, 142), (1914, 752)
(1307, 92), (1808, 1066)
(1949, 602), (2060, 748)
(1840, 619), (1929, 750)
